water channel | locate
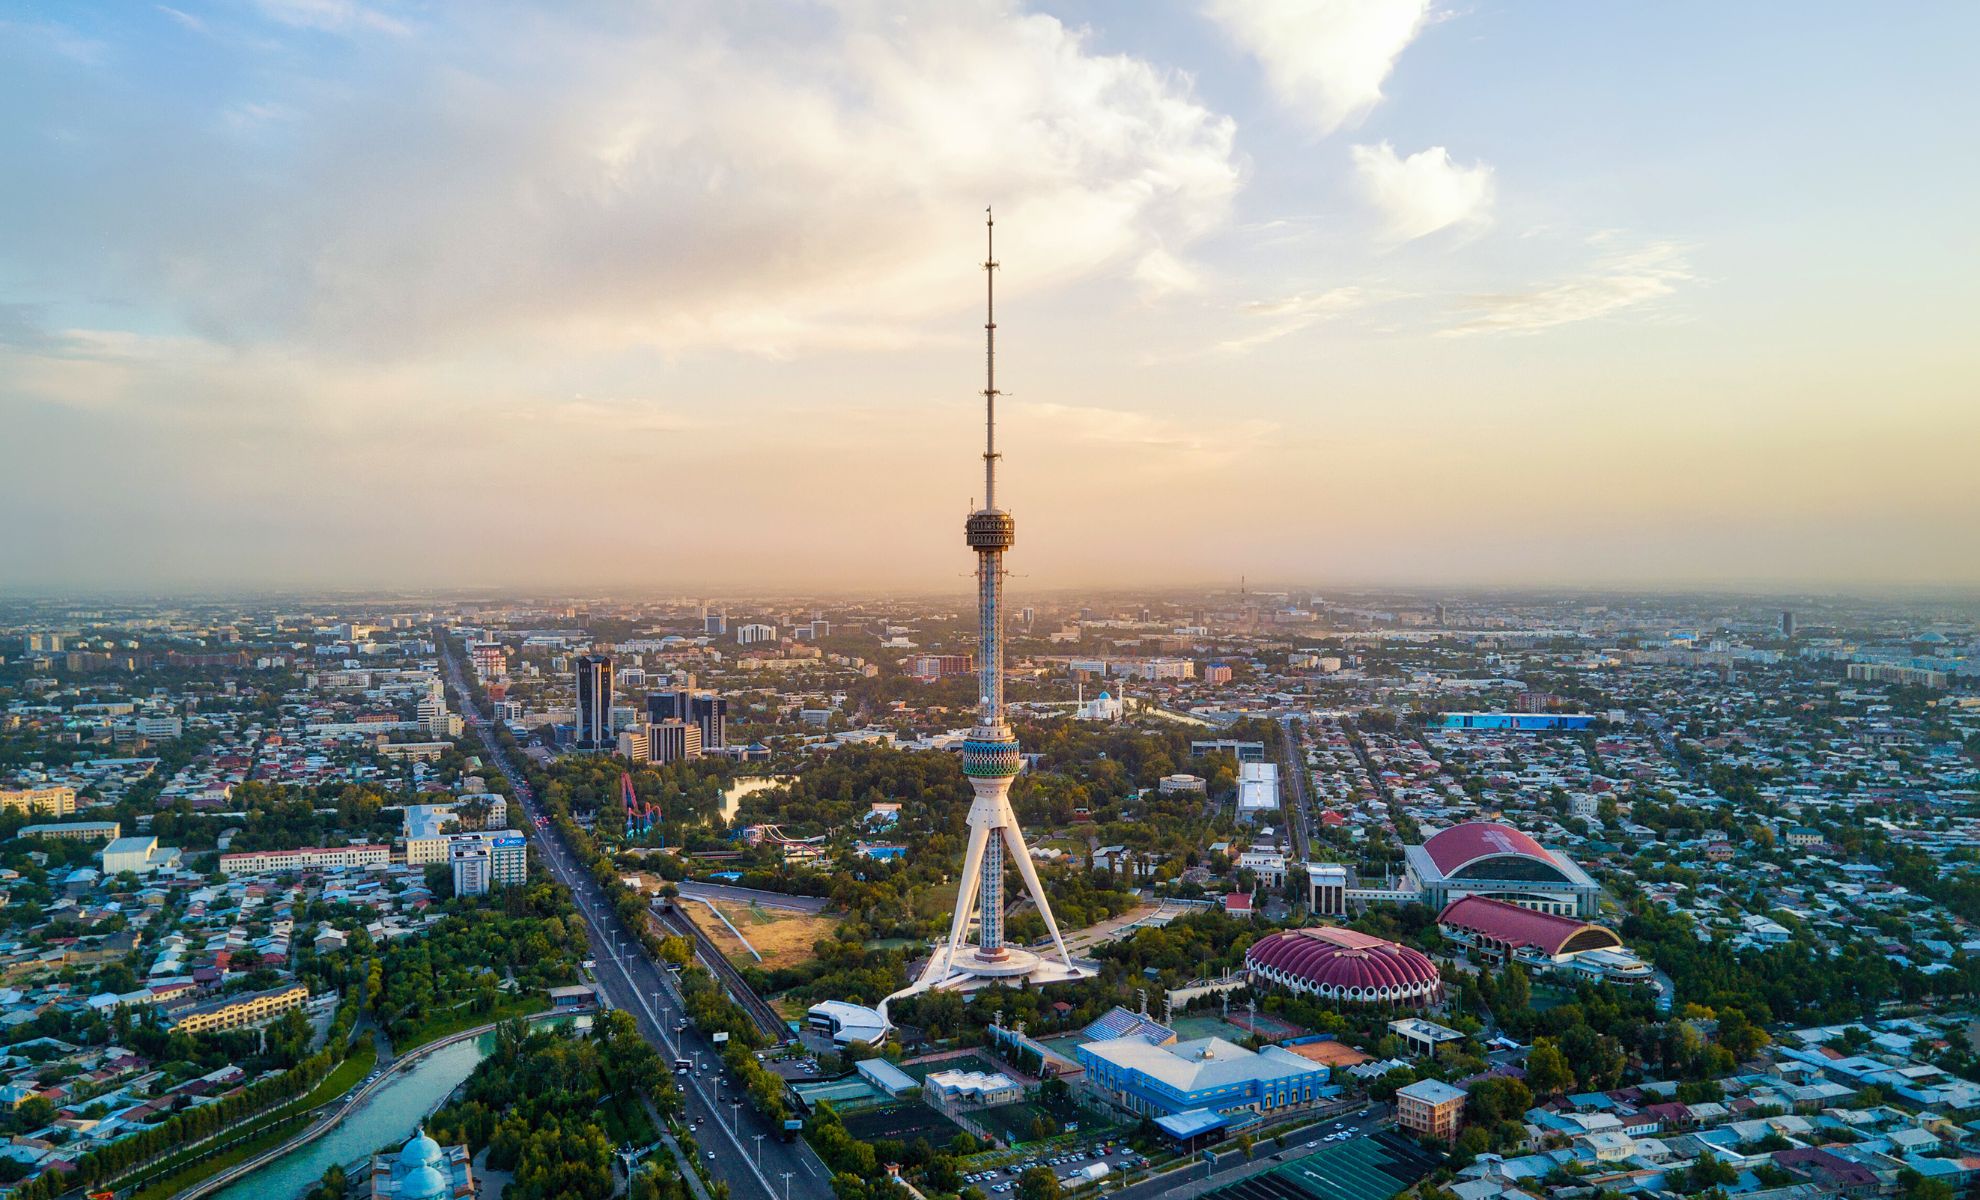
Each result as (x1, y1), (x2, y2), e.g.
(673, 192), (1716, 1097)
(214, 1014), (579, 1200)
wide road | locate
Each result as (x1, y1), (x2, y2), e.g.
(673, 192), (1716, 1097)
(438, 638), (834, 1200)
(1277, 715), (1312, 863)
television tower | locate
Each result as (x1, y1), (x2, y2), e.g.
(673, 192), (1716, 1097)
(888, 211), (1090, 1006)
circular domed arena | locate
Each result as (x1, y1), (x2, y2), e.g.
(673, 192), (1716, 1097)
(1246, 926), (1442, 1007)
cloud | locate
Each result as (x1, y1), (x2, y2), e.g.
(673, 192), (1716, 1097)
(1441, 241), (1695, 336)
(156, 6), (206, 33)
(5, 4), (1238, 363)
(1205, 0), (1433, 134)
(250, 0), (410, 36)
(1219, 287), (1365, 352)
(1016, 400), (1275, 466)
(1350, 142), (1493, 242)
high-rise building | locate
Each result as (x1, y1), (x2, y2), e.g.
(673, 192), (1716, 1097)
(647, 720), (702, 764)
(703, 610), (727, 637)
(735, 623), (776, 645)
(451, 831), (527, 896)
(574, 654), (612, 749)
(690, 693), (727, 750)
(1781, 609), (1795, 639)
(469, 641), (506, 679)
(910, 654), (973, 680)
(646, 690), (686, 723)
(883, 211), (1089, 1021)
(647, 690), (726, 750)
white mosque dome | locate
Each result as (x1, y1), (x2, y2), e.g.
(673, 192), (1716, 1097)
(398, 1127), (442, 1169)
(399, 1163), (450, 1200)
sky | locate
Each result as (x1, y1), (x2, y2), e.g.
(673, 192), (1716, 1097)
(3, 0), (1977, 595)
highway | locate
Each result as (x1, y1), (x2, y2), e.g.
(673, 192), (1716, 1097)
(1277, 715), (1313, 864)
(438, 638), (834, 1200)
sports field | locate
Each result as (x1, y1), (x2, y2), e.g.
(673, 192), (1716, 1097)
(1169, 1015), (1257, 1042)
(841, 1103), (965, 1146)
(1227, 1010), (1308, 1042)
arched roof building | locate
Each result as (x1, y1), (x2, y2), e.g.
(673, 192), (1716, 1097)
(1436, 895), (1620, 958)
(1435, 895), (1652, 986)
(1402, 821), (1600, 917)
(1245, 926), (1442, 1007)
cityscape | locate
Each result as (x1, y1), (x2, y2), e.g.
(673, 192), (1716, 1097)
(3, 5), (1979, 1200)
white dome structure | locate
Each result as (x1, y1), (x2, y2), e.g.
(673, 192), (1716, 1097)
(397, 1127), (443, 1171)
(377, 1126), (464, 1200)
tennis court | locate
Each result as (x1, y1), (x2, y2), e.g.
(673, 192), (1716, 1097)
(1169, 1015), (1257, 1043)
(1228, 1010), (1308, 1042)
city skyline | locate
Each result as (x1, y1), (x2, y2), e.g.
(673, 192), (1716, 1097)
(4, 2), (1979, 593)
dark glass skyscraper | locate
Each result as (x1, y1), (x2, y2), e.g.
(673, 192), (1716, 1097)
(575, 654), (612, 749)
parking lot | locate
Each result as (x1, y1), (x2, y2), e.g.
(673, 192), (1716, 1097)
(963, 1140), (1149, 1193)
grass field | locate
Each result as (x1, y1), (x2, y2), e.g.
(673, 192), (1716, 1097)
(687, 898), (842, 970)
(294, 1039), (377, 1111)
(914, 879), (960, 921)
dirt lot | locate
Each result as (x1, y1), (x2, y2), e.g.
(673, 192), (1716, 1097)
(685, 897), (842, 971)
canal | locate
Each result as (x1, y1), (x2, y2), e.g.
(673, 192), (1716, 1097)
(212, 1028), (500, 1200)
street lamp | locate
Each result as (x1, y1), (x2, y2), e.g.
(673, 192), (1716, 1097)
(730, 1102), (740, 1134)
(781, 1172), (793, 1200)
(754, 1133), (764, 1168)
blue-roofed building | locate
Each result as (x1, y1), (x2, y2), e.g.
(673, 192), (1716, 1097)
(1154, 1108), (1234, 1149)
(1083, 1005), (1177, 1046)
(1075, 1036), (1330, 1120)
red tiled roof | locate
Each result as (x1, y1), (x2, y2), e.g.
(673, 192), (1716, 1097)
(1437, 895), (1621, 957)
(1246, 926), (1441, 994)
(1422, 821), (1561, 876)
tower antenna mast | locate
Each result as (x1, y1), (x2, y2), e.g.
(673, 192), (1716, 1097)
(984, 206), (999, 512)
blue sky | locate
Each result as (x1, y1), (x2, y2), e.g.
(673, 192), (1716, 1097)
(2, 1), (1976, 592)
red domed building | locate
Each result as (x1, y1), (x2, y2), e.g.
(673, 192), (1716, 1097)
(1401, 820), (1602, 917)
(1246, 926), (1442, 1007)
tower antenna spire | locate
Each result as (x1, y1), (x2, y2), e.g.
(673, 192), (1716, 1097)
(983, 206), (999, 511)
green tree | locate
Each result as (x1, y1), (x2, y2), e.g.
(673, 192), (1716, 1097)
(1018, 1166), (1062, 1200)
(1524, 1039), (1574, 1097)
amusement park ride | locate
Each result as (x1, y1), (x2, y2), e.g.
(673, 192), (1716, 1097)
(622, 770), (661, 841)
